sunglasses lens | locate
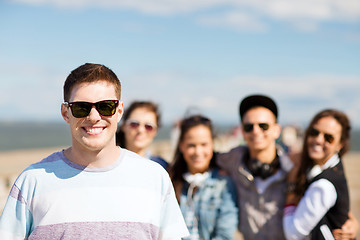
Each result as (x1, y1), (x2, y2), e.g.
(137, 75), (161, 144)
(128, 120), (155, 132)
(309, 128), (335, 144)
(96, 100), (118, 116)
(243, 123), (270, 132)
(68, 100), (118, 118)
(70, 102), (92, 118)
(144, 124), (154, 132)
(259, 123), (270, 131)
(309, 128), (320, 137)
(128, 121), (139, 129)
(324, 134), (335, 144)
(243, 124), (253, 132)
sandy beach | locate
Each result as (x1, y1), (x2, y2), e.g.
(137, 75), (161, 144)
(0, 142), (359, 238)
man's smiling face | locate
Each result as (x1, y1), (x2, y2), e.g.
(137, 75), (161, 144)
(61, 80), (123, 153)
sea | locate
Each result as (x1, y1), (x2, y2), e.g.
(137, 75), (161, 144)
(0, 121), (359, 152)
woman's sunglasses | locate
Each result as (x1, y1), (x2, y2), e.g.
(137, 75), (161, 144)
(65, 100), (119, 118)
(126, 120), (156, 132)
(309, 127), (335, 144)
(243, 123), (270, 133)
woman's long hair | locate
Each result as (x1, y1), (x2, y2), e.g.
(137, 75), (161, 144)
(168, 115), (218, 189)
(295, 109), (351, 196)
(116, 101), (161, 148)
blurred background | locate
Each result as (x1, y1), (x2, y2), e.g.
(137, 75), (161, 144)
(0, 0), (359, 129)
(0, 0), (359, 150)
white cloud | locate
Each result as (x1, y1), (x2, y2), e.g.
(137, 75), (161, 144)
(12, 0), (224, 14)
(197, 11), (268, 32)
(12, 0), (360, 32)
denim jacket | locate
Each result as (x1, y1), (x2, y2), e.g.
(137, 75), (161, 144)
(179, 168), (238, 240)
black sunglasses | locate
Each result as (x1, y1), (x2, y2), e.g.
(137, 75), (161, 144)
(126, 120), (156, 132)
(309, 127), (335, 144)
(243, 123), (270, 133)
(65, 100), (119, 118)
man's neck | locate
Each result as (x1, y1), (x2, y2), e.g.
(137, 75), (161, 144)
(64, 145), (121, 168)
(249, 145), (277, 164)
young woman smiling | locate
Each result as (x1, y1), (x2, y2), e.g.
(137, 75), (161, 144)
(283, 109), (357, 240)
(116, 101), (168, 169)
(168, 115), (238, 240)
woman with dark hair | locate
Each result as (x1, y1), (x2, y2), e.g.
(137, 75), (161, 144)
(168, 115), (238, 240)
(283, 109), (357, 239)
(116, 101), (168, 169)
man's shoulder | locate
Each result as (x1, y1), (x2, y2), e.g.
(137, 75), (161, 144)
(121, 149), (168, 174)
(218, 145), (248, 159)
(119, 150), (172, 192)
(13, 151), (65, 187)
(22, 151), (63, 172)
(216, 145), (247, 171)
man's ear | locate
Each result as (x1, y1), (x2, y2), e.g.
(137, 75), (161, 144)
(273, 123), (282, 139)
(61, 104), (70, 124)
(116, 101), (124, 123)
(240, 123), (245, 137)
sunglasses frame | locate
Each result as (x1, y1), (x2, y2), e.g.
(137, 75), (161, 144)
(243, 122), (270, 133)
(64, 100), (119, 118)
(309, 127), (335, 144)
(126, 119), (157, 132)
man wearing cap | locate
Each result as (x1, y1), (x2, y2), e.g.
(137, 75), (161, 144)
(217, 94), (293, 239)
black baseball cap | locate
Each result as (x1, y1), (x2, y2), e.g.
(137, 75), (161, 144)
(239, 94), (278, 120)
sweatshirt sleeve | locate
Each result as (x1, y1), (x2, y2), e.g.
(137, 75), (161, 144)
(158, 174), (189, 240)
(0, 183), (33, 240)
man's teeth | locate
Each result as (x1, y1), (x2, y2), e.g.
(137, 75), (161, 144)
(86, 128), (103, 133)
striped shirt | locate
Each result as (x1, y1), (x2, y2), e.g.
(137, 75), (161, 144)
(0, 149), (189, 239)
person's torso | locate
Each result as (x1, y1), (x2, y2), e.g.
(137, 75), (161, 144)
(179, 169), (236, 239)
(18, 150), (170, 239)
(217, 146), (288, 240)
(309, 161), (350, 240)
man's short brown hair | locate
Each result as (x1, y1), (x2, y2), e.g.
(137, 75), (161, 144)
(63, 63), (121, 102)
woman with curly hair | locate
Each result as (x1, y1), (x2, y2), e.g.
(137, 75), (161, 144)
(283, 109), (357, 240)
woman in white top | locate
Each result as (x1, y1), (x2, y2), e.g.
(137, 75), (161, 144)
(283, 109), (357, 240)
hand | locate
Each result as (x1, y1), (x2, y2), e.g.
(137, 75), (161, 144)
(333, 212), (359, 240)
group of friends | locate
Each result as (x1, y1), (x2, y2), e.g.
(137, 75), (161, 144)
(0, 63), (358, 240)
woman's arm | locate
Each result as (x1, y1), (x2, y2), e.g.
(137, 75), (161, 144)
(283, 179), (337, 240)
(213, 177), (239, 240)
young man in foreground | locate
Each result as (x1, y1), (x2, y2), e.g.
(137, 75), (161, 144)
(0, 63), (189, 239)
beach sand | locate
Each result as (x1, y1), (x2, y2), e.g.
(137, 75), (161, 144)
(0, 142), (359, 238)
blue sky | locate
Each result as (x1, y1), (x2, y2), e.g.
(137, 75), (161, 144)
(0, 0), (359, 127)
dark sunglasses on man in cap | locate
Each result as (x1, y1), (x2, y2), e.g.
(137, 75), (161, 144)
(243, 123), (271, 133)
